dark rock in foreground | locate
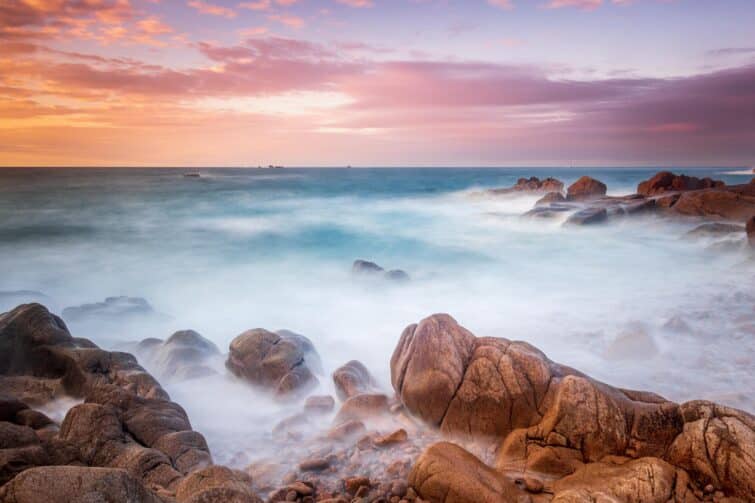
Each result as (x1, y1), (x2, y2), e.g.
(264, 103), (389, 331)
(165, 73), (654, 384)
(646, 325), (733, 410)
(392, 313), (755, 502)
(226, 328), (321, 399)
(0, 303), (261, 502)
(564, 207), (607, 226)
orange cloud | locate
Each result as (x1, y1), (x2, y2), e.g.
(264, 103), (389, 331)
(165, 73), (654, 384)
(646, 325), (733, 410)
(187, 0), (236, 18)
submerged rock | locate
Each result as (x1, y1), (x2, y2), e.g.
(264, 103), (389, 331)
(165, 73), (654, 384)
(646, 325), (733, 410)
(535, 191), (566, 206)
(352, 259), (410, 282)
(61, 296), (164, 323)
(226, 328), (320, 398)
(564, 207), (607, 225)
(392, 313), (755, 502)
(637, 171), (724, 196)
(566, 176), (607, 200)
(135, 330), (221, 381)
(684, 222), (744, 239)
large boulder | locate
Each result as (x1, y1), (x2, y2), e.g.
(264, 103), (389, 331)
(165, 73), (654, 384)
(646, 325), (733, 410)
(637, 171), (724, 196)
(669, 182), (755, 222)
(174, 465), (261, 503)
(566, 176), (607, 200)
(0, 466), (163, 503)
(226, 328), (320, 398)
(393, 314), (755, 502)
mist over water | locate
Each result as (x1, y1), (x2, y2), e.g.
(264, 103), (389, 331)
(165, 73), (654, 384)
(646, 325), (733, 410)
(1, 167), (753, 466)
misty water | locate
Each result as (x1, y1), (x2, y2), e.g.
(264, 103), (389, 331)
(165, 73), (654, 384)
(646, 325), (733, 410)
(1, 167), (753, 466)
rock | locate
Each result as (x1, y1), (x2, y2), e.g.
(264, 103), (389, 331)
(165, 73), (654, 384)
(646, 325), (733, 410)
(684, 222), (745, 239)
(385, 269), (410, 282)
(61, 296), (162, 323)
(304, 395), (335, 413)
(670, 182), (755, 222)
(747, 216), (755, 247)
(137, 330), (220, 381)
(522, 205), (572, 219)
(333, 361), (379, 401)
(487, 177), (565, 195)
(299, 456), (332, 471)
(373, 429), (408, 447)
(535, 192), (566, 206)
(326, 419), (366, 441)
(175, 465), (260, 503)
(656, 193), (681, 209)
(352, 260), (411, 282)
(566, 176), (607, 200)
(352, 260), (385, 275)
(564, 207), (607, 226)
(343, 476), (371, 494)
(603, 325), (658, 360)
(0, 466), (164, 503)
(409, 442), (524, 503)
(0, 304), (217, 493)
(334, 393), (390, 424)
(637, 171), (724, 196)
(226, 328), (320, 398)
(393, 313), (755, 502)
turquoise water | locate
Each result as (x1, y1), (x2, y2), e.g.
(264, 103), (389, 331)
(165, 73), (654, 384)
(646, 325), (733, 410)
(1, 167), (753, 461)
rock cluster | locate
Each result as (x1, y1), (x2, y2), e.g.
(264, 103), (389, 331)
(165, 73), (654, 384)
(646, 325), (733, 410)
(392, 314), (755, 503)
(487, 176), (565, 196)
(637, 171), (725, 196)
(0, 303), (259, 503)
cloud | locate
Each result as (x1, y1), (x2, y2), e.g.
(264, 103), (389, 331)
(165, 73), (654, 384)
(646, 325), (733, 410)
(545, 0), (603, 10)
(267, 13), (305, 28)
(335, 0), (374, 8)
(487, 0), (514, 10)
(187, 0), (236, 18)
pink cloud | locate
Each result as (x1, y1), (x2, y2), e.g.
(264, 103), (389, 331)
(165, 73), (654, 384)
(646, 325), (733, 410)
(187, 0), (236, 18)
(335, 0), (374, 8)
(267, 13), (305, 28)
(487, 0), (514, 9)
(545, 0), (603, 11)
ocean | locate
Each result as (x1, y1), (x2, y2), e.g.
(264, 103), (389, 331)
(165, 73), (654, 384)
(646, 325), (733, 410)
(1, 166), (753, 465)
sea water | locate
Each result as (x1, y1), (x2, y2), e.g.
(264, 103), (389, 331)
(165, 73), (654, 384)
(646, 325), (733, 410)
(1, 167), (753, 465)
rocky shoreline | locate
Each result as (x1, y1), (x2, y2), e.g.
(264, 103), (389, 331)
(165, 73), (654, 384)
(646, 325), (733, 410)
(1, 302), (753, 503)
(1, 170), (754, 503)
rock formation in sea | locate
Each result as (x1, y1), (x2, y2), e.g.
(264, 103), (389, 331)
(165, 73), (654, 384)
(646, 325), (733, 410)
(352, 260), (410, 283)
(1, 304), (754, 503)
(486, 177), (565, 196)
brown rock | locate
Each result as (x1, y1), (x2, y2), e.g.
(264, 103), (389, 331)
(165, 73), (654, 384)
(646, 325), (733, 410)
(333, 360), (379, 401)
(747, 215), (755, 247)
(175, 465), (260, 503)
(226, 328), (320, 398)
(304, 394), (335, 413)
(137, 330), (220, 382)
(327, 420), (366, 441)
(637, 171), (724, 196)
(344, 476), (371, 494)
(0, 466), (163, 503)
(373, 429), (408, 447)
(409, 442), (524, 503)
(299, 456), (332, 472)
(564, 207), (607, 225)
(670, 182), (755, 222)
(334, 393), (390, 424)
(487, 177), (565, 196)
(566, 176), (607, 200)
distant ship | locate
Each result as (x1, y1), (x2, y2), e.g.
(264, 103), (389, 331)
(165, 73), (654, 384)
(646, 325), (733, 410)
(183, 172), (201, 178)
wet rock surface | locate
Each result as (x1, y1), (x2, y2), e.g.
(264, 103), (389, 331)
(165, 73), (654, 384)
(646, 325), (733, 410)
(0, 303), (254, 503)
(392, 313), (755, 503)
(226, 328), (321, 399)
(566, 176), (607, 200)
(637, 171), (725, 196)
(3, 302), (754, 503)
(133, 329), (221, 382)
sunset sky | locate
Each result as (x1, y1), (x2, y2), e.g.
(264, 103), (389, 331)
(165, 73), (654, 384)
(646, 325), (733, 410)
(1, 0), (754, 167)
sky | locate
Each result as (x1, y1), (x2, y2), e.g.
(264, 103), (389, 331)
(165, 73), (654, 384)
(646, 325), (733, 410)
(1, 0), (754, 167)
